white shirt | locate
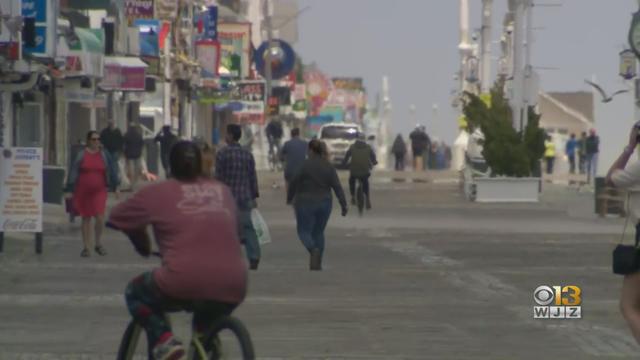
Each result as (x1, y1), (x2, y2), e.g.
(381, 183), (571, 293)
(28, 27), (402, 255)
(611, 161), (640, 220)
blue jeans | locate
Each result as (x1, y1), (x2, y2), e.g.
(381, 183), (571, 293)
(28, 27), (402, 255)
(586, 153), (598, 184)
(237, 199), (260, 261)
(294, 198), (332, 255)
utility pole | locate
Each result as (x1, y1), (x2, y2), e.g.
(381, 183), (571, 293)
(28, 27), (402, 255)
(511, 0), (526, 132)
(263, 0), (274, 114)
(480, 0), (493, 93)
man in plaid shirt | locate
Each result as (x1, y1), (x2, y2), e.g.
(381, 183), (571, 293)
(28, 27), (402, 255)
(215, 124), (261, 270)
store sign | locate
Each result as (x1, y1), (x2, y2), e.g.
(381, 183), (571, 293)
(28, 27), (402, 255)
(196, 6), (218, 40)
(134, 19), (160, 57)
(0, 148), (43, 233)
(22, 0), (50, 56)
(332, 77), (363, 91)
(125, 0), (154, 25)
(218, 22), (251, 79)
(155, 0), (178, 20)
(101, 64), (146, 91)
(196, 40), (220, 80)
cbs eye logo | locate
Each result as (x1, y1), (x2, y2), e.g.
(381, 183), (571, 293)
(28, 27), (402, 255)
(533, 285), (582, 319)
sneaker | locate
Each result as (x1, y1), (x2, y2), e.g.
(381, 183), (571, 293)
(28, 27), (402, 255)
(152, 336), (186, 360)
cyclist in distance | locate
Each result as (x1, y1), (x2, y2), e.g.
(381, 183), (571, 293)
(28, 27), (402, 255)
(107, 141), (247, 360)
(342, 132), (378, 210)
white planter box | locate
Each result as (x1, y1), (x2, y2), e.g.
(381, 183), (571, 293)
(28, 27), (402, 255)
(474, 177), (540, 203)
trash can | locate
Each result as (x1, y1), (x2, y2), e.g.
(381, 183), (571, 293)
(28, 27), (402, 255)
(43, 166), (65, 204)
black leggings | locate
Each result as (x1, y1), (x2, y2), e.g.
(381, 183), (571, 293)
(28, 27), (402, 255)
(349, 175), (370, 198)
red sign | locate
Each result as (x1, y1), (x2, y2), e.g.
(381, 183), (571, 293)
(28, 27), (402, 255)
(101, 64), (146, 91)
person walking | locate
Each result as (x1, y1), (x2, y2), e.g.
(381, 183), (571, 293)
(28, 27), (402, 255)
(287, 140), (348, 270)
(409, 125), (430, 171)
(343, 133), (377, 209)
(265, 118), (284, 168)
(391, 134), (407, 171)
(606, 122), (640, 344)
(280, 128), (307, 188)
(586, 128), (600, 184)
(154, 125), (178, 178)
(566, 133), (578, 174)
(215, 124), (261, 270)
(65, 131), (119, 257)
(544, 136), (556, 175)
(99, 120), (124, 162)
(123, 124), (145, 189)
(577, 131), (588, 174)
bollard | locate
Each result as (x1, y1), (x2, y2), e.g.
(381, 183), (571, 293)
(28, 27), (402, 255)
(0, 232), (4, 253)
(35, 232), (43, 254)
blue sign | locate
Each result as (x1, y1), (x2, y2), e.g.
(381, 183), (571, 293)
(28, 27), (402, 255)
(24, 26), (47, 54)
(255, 39), (296, 80)
(205, 6), (218, 40)
(22, 0), (46, 23)
(195, 6), (218, 40)
(134, 19), (160, 57)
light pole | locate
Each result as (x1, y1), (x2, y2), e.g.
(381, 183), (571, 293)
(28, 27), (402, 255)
(480, 0), (493, 93)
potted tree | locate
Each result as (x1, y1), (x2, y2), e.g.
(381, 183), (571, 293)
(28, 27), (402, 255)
(462, 80), (546, 202)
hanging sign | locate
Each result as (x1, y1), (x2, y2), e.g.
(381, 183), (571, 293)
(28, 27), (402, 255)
(620, 49), (637, 80)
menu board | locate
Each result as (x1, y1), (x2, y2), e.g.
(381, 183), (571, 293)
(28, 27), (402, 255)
(0, 148), (43, 232)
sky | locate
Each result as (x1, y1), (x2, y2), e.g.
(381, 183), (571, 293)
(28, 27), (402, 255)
(295, 0), (639, 174)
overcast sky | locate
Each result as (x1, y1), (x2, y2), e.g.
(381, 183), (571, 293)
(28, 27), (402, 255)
(295, 0), (639, 173)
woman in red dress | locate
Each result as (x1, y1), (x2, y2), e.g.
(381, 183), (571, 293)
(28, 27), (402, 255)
(66, 131), (119, 257)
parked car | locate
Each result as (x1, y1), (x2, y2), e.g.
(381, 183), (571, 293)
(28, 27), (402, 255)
(319, 123), (362, 167)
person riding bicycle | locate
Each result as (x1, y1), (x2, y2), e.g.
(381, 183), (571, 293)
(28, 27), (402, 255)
(265, 118), (284, 167)
(342, 132), (378, 210)
(107, 141), (247, 360)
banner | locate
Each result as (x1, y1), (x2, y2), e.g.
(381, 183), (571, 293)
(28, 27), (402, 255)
(230, 81), (265, 123)
(196, 6), (218, 40)
(125, 0), (153, 26)
(218, 22), (251, 78)
(0, 148), (43, 232)
(196, 40), (220, 81)
(155, 0), (178, 20)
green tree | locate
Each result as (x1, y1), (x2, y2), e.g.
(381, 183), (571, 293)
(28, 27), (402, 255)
(463, 81), (545, 177)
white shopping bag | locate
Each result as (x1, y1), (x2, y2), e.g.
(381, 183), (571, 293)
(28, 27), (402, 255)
(251, 209), (272, 245)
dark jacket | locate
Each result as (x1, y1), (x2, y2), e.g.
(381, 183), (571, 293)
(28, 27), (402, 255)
(343, 140), (377, 177)
(65, 149), (119, 192)
(280, 137), (308, 181)
(100, 127), (124, 154)
(287, 155), (347, 209)
(586, 135), (599, 155)
(154, 130), (178, 157)
(124, 128), (145, 159)
(266, 120), (283, 140)
(391, 135), (407, 155)
(409, 129), (430, 154)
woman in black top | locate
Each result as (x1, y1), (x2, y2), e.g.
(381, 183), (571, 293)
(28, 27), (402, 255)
(287, 140), (348, 270)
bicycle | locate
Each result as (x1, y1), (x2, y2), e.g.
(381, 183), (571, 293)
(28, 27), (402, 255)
(117, 310), (255, 360)
(116, 253), (255, 360)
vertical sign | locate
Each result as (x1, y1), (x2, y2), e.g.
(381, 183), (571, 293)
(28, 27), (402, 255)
(205, 6), (218, 40)
(22, 0), (48, 56)
(124, 0), (154, 26)
(0, 148), (43, 232)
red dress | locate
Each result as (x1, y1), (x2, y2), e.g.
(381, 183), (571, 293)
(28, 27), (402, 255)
(73, 151), (108, 217)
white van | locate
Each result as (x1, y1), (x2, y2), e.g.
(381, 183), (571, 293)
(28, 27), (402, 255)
(319, 123), (362, 167)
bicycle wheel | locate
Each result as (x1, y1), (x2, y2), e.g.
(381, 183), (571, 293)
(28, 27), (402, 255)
(356, 182), (364, 216)
(116, 321), (152, 360)
(206, 316), (255, 360)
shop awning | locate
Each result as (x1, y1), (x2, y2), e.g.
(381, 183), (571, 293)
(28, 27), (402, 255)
(104, 56), (149, 68)
(100, 56), (148, 91)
